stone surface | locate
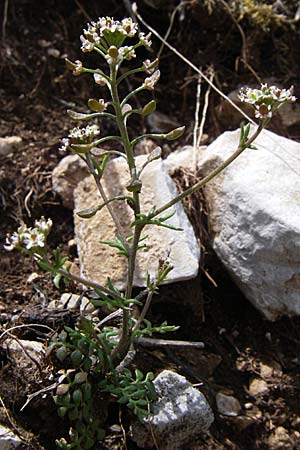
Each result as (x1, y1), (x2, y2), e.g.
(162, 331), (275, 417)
(249, 378), (269, 396)
(48, 292), (95, 314)
(52, 154), (88, 208)
(200, 126), (300, 320)
(131, 370), (214, 450)
(0, 136), (22, 157)
(0, 424), (23, 449)
(268, 426), (295, 450)
(216, 392), (241, 417)
(74, 155), (200, 289)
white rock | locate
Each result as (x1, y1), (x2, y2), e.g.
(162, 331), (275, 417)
(164, 145), (205, 174)
(52, 154), (88, 208)
(48, 292), (94, 313)
(4, 339), (45, 371)
(216, 392), (241, 417)
(200, 126), (300, 320)
(26, 272), (40, 284)
(74, 155), (200, 289)
(249, 378), (269, 396)
(131, 370), (214, 450)
(0, 136), (22, 157)
(0, 424), (23, 449)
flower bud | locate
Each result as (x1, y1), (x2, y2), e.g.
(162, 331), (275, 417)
(94, 73), (106, 86)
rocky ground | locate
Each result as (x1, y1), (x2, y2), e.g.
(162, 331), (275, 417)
(1, 1), (300, 449)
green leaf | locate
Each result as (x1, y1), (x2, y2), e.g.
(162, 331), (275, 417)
(100, 236), (129, 257)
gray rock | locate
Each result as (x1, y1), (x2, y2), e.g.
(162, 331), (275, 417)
(74, 155), (200, 290)
(0, 136), (22, 157)
(200, 126), (300, 320)
(0, 424), (23, 449)
(216, 392), (241, 417)
(131, 370), (214, 450)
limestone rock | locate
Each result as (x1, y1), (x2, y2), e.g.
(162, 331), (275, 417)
(0, 136), (22, 157)
(0, 424), (22, 449)
(131, 370), (214, 450)
(200, 126), (300, 320)
(74, 155), (200, 289)
(216, 392), (241, 417)
(52, 154), (88, 208)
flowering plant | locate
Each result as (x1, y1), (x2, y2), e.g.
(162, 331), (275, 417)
(5, 15), (296, 450)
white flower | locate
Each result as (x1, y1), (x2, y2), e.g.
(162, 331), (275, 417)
(94, 73), (106, 86)
(143, 70), (160, 90)
(4, 232), (20, 251)
(121, 18), (138, 37)
(24, 229), (46, 250)
(59, 138), (69, 152)
(80, 35), (95, 53)
(143, 59), (158, 74)
(119, 46), (136, 61)
(139, 32), (152, 49)
(35, 217), (52, 234)
(73, 60), (83, 76)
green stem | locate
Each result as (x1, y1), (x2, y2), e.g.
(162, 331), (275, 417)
(109, 64), (143, 365)
(148, 123), (265, 220)
(117, 67), (144, 86)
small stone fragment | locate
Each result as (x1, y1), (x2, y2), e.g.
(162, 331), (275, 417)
(268, 426), (295, 450)
(0, 424), (23, 449)
(249, 378), (269, 396)
(26, 272), (40, 284)
(131, 370), (214, 450)
(216, 392), (241, 417)
(0, 136), (22, 157)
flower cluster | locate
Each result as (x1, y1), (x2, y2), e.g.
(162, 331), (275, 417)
(59, 125), (100, 151)
(4, 217), (52, 252)
(239, 83), (296, 119)
(79, 17), (151, 64)
(80, 17), (139, 53)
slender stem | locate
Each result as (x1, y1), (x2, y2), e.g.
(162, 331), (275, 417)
(131, 133), (165, 147)
(58, 268), (125, 303)
(132, 290), (154, 332)
(148, 123), (264, 220)
(117, 67), (144, 86)
(109, 64), (143, 364)
(121, 86), (144, 108)
(85, 152), (129, 249)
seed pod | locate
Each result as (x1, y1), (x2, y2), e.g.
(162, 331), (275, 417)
(165, 126), (185, 141)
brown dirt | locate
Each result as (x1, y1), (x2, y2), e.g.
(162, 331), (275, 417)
(1, 1), (300, 449)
